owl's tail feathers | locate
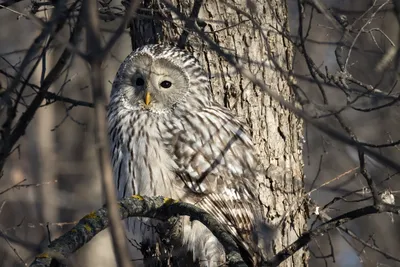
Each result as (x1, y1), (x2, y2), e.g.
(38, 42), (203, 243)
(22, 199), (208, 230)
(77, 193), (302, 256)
(235, 217), (279, 266)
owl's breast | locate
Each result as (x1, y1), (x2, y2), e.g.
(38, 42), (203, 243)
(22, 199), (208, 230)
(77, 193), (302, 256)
(109, 111), (180, 199)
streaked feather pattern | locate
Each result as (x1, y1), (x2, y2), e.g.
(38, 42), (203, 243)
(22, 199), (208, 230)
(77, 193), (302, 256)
(107, 44), (267, 266)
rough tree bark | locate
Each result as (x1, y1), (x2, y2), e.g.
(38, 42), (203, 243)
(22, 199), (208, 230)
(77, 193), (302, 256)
(129, 0), (307, 266)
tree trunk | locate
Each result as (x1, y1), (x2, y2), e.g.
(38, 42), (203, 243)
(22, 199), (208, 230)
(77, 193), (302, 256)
(129, 1), (307, 266)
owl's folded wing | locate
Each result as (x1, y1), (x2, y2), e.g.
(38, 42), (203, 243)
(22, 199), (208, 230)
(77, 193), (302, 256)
(164, 103), (265, 264)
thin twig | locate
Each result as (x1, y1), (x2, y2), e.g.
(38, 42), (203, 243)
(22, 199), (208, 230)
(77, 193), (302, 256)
(0, 179), (26, 195)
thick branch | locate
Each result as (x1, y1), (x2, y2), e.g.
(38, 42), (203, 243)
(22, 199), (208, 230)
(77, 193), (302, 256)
(29, 195), (246, 267)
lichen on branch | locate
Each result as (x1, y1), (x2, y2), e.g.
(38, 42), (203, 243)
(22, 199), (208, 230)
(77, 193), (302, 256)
(29, 195), (247, 267)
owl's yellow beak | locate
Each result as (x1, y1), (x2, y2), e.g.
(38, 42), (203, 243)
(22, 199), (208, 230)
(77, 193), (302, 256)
(144, 92), (151, 105)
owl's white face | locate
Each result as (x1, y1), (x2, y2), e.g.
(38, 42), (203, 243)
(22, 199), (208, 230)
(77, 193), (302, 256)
(118, 53), (190, 113)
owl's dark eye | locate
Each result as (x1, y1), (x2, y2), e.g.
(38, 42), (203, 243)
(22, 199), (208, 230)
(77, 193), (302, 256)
(135, 77), (145, 86)
(160, 80), (172, 88)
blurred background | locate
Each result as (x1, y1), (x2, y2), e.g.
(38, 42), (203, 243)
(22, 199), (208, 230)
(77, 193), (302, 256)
(289, 0), (400, 266)
(0, 0), (399, 266)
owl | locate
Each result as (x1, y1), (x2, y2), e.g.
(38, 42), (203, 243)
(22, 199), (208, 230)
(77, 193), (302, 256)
(107, 44), (270, 266)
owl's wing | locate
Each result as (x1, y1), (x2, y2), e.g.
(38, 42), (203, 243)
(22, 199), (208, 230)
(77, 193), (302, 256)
(164, 103), (265, 262)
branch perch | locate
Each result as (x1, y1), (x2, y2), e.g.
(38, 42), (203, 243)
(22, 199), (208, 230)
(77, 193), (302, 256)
(29, 195), (247, 267)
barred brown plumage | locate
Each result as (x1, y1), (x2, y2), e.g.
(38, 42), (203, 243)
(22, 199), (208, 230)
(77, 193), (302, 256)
(107, 44), (270, 266)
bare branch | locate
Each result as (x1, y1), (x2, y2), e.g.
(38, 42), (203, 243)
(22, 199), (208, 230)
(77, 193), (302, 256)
(0, 1), (83, 171)
(266, 203), (400, 266)
(0, 0), (24, 8)
(29, 195), (246, 267)
(311, 200), (400, 263)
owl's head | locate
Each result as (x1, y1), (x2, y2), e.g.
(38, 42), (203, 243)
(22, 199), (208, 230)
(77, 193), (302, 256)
(111, 44), (211, 113)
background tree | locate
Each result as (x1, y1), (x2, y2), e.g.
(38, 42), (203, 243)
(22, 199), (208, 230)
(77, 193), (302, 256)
(0, 0), (399, 267)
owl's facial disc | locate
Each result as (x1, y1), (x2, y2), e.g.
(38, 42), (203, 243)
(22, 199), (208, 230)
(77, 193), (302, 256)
(130, 57), (189, 112)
